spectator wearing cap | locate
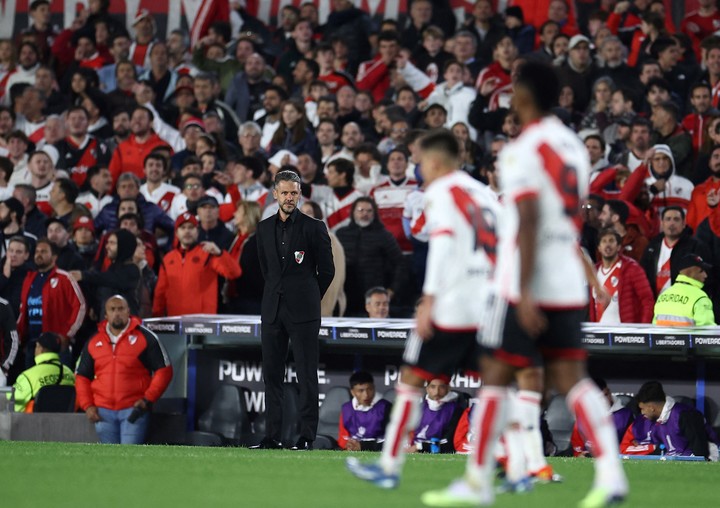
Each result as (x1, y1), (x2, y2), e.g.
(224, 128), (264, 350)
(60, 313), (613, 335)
(166, 117), (207, 172)
(18, 238), (85, 368)
(424, 103), (448, 130)
(128, 9), (156, 69)
(108, 106), (170, 186)
(0, 197), (38, 259)
(54, 106), (112, 188)
(653, 254), (716, 326)
(197, 195), (233, 251)
(46, 217), (84, 271)
(153, 213), (241, 316)
(7, 332), (74, 413)
(76, 295), (173, 444)
(557, 34), (599, 113)
(505, 6), (535, 56)
(70, 216), (98, 269)
(70, 229), (140, 319)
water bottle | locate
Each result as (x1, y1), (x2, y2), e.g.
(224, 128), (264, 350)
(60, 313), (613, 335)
(430, 438), (440, 454)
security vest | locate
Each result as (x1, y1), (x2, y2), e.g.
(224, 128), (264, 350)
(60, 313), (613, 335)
(653, 274), (716, 327)
(8, 352), (75, 412)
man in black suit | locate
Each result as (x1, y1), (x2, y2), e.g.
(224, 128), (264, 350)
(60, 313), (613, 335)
(254, 170), (334, 450)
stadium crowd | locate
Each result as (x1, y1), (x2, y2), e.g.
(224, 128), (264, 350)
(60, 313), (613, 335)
(3, 0), (720, 431)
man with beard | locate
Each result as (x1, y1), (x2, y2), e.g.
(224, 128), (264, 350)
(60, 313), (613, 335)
(76, 166), (113, 218)
(617, 117), (653, 171)
(54, 106), (111, 188)
(70, 229), (140, 319)
(108, 106), (169, 185)
(0, 197), (38, 260)
(687, 146), (720, 232)
(45, 217), (84, 271)
(256, 85), (287, 150)
(598, 199), (648, 262)
(69, 216), (98, 269)
(17, 238), (85, 368)
(76, 295), (173, 444)
(103, 109), (131, 155)
(589, 229), (654, 324)
(641, 206), (711, 298)
(4, 43), (41, 103)
(252, 170), (334, 450)
(140, 153), (179, 214)
(152, 212), (240, 316)
(225, 53), (271, 123)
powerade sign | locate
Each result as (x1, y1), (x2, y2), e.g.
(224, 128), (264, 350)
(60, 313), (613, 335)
(611, 334), (650, 347)
(144, 321), (180, 334)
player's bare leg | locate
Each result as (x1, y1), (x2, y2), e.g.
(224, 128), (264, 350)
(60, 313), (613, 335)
(346, 366), (424, 488)
(547, 359), (628, 508)
(422, 356), (515, 507)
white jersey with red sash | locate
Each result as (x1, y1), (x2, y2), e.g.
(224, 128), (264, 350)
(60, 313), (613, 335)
(495, 116), (590, 307)
(371, 177), (417, 253)
(141, 182), (181, 213)
(324, 187), (364, 233)
(35, 181), (53, 216)
(224, 182), (270, 208)
(403, 188), (429, 243)
(656, 240), (673, 294)
(594, 259), (622, 324)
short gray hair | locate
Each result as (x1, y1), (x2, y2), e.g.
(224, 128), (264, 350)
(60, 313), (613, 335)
(118, 172), (141, 188)
(239, 121), (262, 137)
(274, 170), (301, 189)
(365, 286), (389, 304)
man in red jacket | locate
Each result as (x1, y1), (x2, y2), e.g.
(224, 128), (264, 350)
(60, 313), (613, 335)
(76, 295), (173, 444)
(590, 229), (654, 324)
(356, 31), (400, 103)
(152, 212), (241, 316)
(108, 106), (169, 186)
(17, 238), (86, 368)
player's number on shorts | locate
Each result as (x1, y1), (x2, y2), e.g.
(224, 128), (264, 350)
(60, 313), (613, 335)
(449, 186), (497, 263)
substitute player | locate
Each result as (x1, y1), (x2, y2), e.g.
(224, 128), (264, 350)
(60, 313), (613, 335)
(346, 129), (501, 488)
(422, 61), (628, 508)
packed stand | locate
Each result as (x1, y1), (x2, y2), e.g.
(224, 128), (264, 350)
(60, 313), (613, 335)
(2, 0), (720, 387)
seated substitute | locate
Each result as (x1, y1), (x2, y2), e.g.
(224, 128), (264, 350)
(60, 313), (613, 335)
(8, 332), (75, 413)
(339, 371), (392, 451)
(636, 381), (719, 460)
(411, 378), (462, 453)
(653, 254), (715, 327)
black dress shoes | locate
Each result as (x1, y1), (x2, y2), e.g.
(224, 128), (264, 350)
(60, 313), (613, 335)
(249, 438), (283, 449)
(290, 438), (313, 451)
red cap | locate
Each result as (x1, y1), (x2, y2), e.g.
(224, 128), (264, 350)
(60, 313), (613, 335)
(175, 212), (198, 230)
(181, 117), (206, 133)
(72, 216), (95, 233)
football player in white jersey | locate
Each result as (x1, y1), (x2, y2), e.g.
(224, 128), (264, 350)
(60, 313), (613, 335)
(422, 62), (628, 508)
(346, 130), (501, 489)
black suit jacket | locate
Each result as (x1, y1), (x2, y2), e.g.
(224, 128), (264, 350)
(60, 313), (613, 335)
(257, 211), (334, 324)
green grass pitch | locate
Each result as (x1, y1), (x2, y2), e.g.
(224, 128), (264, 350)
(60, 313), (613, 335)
(1, 441), (717, 508)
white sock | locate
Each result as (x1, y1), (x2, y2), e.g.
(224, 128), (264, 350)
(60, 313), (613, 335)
(379, 382), (422, 474)
(465, 386), (509, 493)
(515, 390), (548, 474)
(503, 392), (528, 482)
(566, 379), (628, 493)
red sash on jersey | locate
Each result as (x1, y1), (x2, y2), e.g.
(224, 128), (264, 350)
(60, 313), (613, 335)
(595, 262), (621, 322)
(28, 125), (45, 144)
(656, 257), (671, 294)
(712, 80), (720, 109)
(411, 212), (426, 237)
(69, 137), (99, 187)
(131, 44), (150, 68)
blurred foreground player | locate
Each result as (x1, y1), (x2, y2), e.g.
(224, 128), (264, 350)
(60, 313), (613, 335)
(422, 62), (628, 507)
(346, 129), (502, 487)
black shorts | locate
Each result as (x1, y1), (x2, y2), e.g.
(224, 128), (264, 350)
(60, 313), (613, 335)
(403, 327), (481, 383)
(480, 301), (587, 369)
